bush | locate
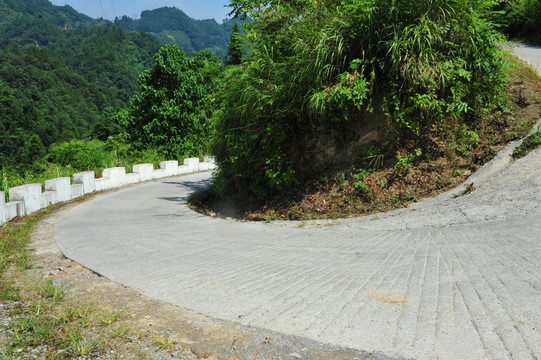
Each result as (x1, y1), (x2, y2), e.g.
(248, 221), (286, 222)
(212, 0), (509, 201)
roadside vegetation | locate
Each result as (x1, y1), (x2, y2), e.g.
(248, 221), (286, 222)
(191, 0), (541, 220)
(0, 208), (119, 359)
(492, 0), (541, 45)
(0, 208), (198, 359)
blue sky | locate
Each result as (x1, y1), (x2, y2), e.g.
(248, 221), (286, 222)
(49, 0), (231, 23)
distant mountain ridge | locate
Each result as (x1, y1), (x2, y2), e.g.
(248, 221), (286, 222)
(114, 7), (232, 57)
(0, 0), (98, 29)
(0, 1), (233, 57)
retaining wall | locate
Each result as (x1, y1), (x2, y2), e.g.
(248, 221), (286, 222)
(0, 157), (216, 224)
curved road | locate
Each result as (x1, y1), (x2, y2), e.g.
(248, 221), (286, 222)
(54, 47), (541, 360)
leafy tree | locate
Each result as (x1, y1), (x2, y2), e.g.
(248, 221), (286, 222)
(119, 45), (221, 158)
(493, 0), (541, 44)
(226, 23), (243, 65)
(213, 0), (508, 200)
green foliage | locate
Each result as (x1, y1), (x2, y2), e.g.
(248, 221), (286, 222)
(353, 169), (371, 190)
(226, 23), (244, 65)
(512, 129), (541, 159)
(0, 3), (163, 171)
(114, 7), (233, 57)
(213, 0), (508, 201)
(0, 45), (111, 169)
(45, 140), (123, 172)
(492, 0), (541, 44)
(119, 45), (221, 159)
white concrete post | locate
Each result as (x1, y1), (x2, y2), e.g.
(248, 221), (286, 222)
(102, 167), (126, 188)
(45, 177), (71, 203)
(9, 184), (42, 215)
(184, 158), (200, 172)
(133, 164), (154, 182)
(70, 184), (84, 199)
(160, 161), (179, 177)
(0, 191), (5, 224)
(73, 171), (95, 194)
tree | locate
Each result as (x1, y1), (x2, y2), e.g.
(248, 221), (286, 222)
(120, 45), (221, 158)
(226, 23), (243, 65)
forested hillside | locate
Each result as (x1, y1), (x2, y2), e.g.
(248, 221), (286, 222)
(493, 0), (541, 44)
(0, 0), (97, 28)
(0, 0), (229, 171)
(114, 7), (232, 57)
(0, 45), (114, 167)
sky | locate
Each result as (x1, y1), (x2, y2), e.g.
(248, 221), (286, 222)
(48, 0), (232, 23)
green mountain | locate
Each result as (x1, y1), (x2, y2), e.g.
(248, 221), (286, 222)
(0, 0), (235, 169)
(0, 44), (113, 167)
(0, 0), (97, 28)
(0, 0), (163, 169)
(114, 7), (232, 57)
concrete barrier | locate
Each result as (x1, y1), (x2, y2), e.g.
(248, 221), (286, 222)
(73, 171), (95, 194)
(184, 158), (199, 172)
(161, 161), (179, 177)
(5, 201), (23, 221)
(9, 184), (42, 215)
(70, 184), (84, 200)
(133, 164), (154, 182)
(0, 192), (4, 224)
(102, 168), (126, 188)
(45, 177), (71, 203)
(41, 191), (58, 208)
(94, 177), (110, 192)
(1, 157), (216, 223)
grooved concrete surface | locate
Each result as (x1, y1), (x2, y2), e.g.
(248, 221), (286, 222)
(54, 48), (541, 360)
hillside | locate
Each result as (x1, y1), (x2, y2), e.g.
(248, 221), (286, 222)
(0, 0), (164, 169)
(0, 0), (97, 29)
(0, 45), (114, 167)
(114, 7), (232, 57)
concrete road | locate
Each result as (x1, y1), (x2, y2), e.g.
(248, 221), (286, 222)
(513, 43), (541, 71)
(54, 142), (541, 360)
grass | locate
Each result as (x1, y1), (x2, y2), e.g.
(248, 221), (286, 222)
(512, 129), (541, 159)
(152, 334), (178, 351)
(0, 208), (129, 359)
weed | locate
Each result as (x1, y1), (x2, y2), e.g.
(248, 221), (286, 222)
(352, 169), (370, 190)
(454, 183), (476, 198)
(394, 154), (415, 175)
(153, 334), (178, 351)
(512, 130), (541, 159)
(110, 325), (130, 339)
(37, 279), (66, 308)
(98, 312), (120, 327)
(67, 331), (103, 356)
(362, 146), (385, 169)
(61, 305), (82, 323)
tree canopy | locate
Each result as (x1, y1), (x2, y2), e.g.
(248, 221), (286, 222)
(118, 45), (221, 159)
(226, 23), (243, 65)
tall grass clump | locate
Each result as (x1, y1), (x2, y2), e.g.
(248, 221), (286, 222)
(212, 0), (509, 201)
